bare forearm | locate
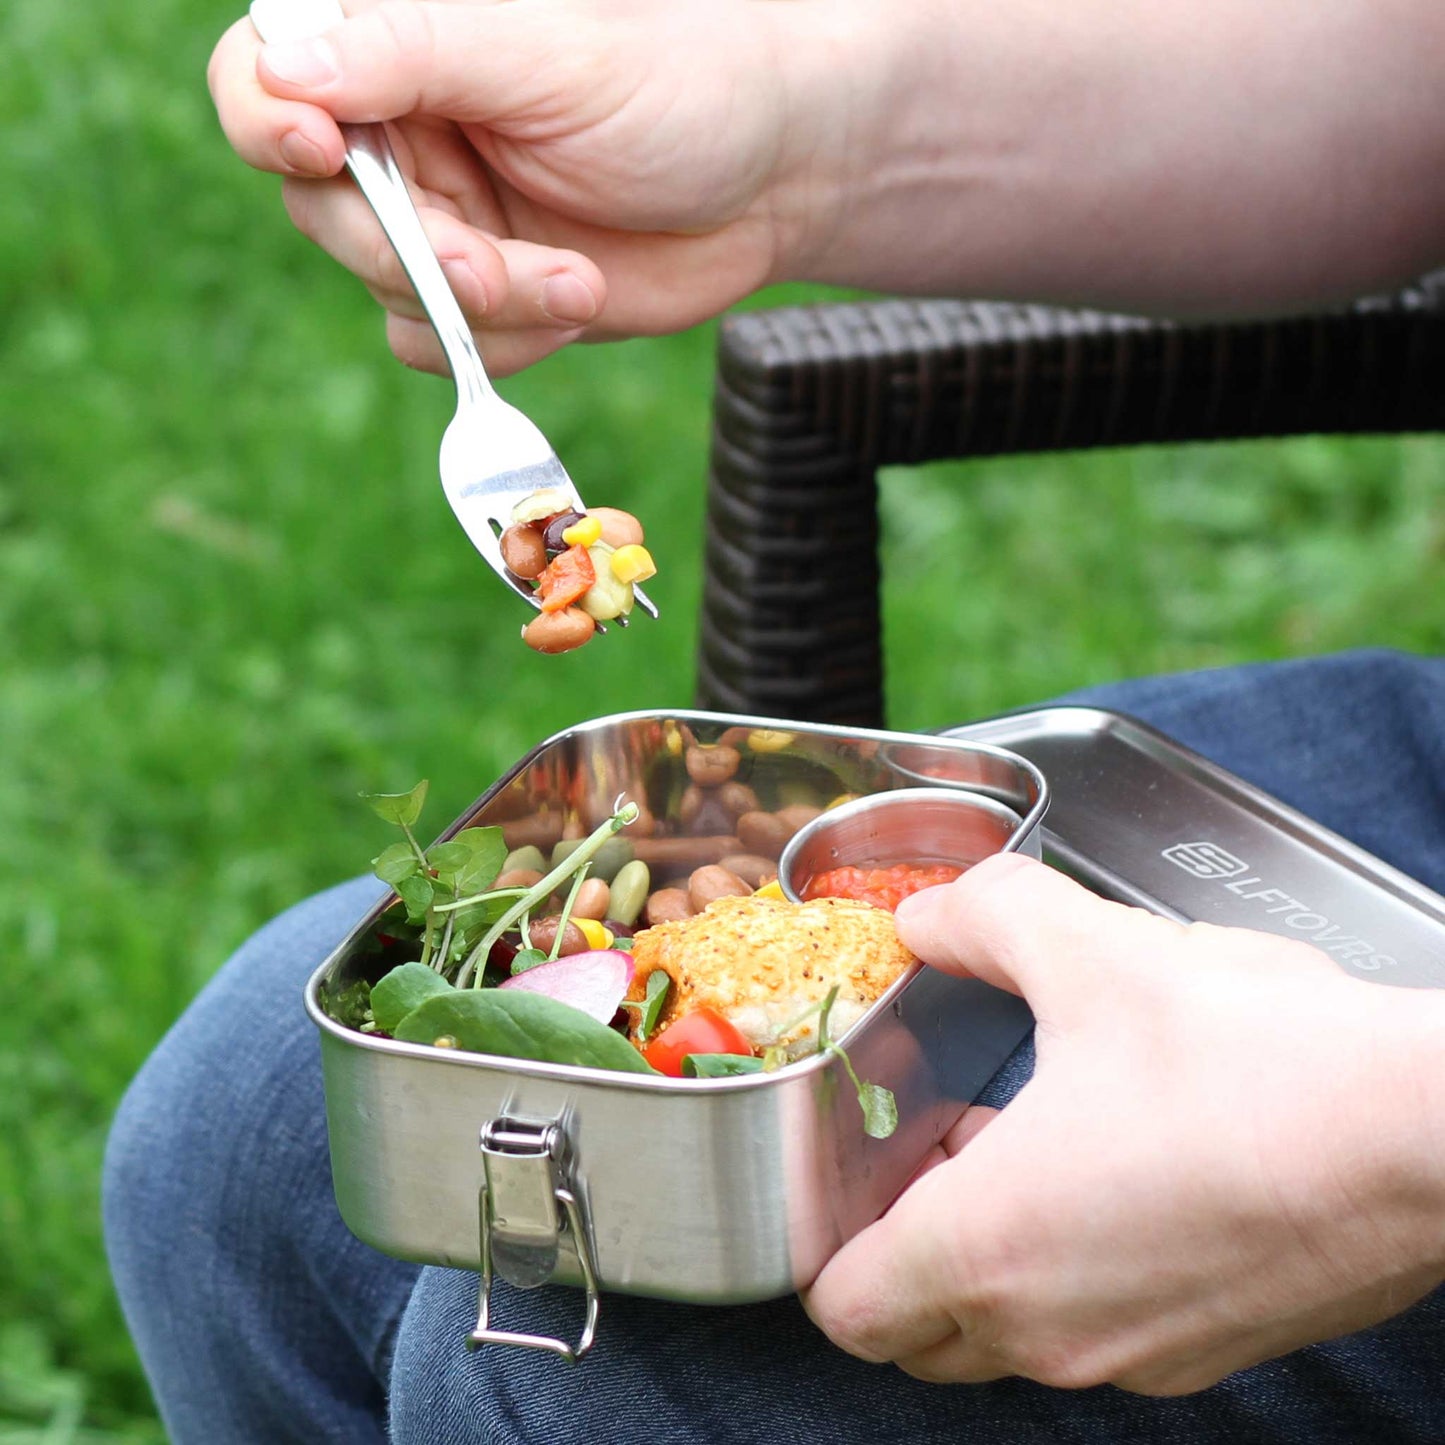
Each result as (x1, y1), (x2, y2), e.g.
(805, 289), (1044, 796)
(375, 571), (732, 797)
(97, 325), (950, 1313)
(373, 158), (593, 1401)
(778, 0), (1445, 313)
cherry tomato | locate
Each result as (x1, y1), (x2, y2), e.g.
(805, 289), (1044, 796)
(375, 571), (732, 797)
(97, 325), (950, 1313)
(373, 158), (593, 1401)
(643, 1008), (753, 1077)
(803, 862), (965, 912)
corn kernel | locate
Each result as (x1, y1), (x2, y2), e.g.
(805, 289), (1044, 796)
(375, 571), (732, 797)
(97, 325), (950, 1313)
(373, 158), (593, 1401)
(575, 917), (614, 950)
(753, 879), (786, 901)
(562, 515), (603, 548)
(610, 544), (657, 584)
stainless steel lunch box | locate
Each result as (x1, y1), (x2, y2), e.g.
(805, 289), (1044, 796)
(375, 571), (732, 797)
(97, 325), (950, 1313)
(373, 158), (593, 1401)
(306, 710), (1048, 1357)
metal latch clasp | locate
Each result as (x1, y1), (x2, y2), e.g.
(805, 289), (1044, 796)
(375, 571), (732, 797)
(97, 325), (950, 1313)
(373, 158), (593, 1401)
(470, 1118), (599, 1361)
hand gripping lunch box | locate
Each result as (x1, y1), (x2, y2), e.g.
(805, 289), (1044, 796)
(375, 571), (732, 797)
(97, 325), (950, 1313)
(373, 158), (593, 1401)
(306, 711), (1048, 1358)
(307, 704), (1445, 1360)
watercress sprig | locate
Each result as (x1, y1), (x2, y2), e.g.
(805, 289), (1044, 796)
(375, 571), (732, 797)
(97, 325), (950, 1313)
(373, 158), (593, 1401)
(446, 801), (641, 988)
(817, 986), (898, 1140)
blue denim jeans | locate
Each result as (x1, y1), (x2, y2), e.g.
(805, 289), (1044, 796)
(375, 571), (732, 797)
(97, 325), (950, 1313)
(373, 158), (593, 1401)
(103, 649), (1445, 1443)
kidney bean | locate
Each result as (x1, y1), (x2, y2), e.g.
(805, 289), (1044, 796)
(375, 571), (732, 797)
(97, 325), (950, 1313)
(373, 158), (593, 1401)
(499, 524), (548, 579)
(542, 511), (586, 553)
(687, 865), (751, 913)
(572, 878), (611, 920)
(528, 916), (588, 956)
(521, 607), (595, 654)
(642, 887), (695, 926)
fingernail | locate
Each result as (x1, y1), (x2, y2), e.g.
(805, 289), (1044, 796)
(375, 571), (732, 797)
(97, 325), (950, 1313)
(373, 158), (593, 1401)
(278, 129), (328, 175)
(540, 273), (598, 325)
(261, 37), (339, 88)
(442, 259), (486, 313)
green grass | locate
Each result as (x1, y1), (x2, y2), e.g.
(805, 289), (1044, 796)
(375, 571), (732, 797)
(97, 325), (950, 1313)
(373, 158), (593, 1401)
(2, 0), (1443, 1437)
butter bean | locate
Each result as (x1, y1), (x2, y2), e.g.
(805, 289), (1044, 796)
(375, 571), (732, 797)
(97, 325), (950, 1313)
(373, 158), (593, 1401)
(501, 846), (547, 876)
(608, 860), (652, 926)
(552, 836), (634, 881)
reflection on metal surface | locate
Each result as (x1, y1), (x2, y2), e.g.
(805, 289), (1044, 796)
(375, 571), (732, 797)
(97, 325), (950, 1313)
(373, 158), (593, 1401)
(949, 707), (1445, 988)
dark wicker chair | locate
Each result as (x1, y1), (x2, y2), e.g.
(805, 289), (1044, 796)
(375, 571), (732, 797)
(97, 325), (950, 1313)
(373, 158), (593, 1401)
(694, 278), (1445, 727)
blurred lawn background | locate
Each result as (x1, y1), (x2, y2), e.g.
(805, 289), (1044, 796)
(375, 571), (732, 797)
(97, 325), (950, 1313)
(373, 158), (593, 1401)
(3, 0), (1444, 1438)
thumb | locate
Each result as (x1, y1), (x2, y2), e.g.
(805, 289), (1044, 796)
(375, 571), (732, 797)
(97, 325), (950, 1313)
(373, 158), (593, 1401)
(894, 853), (1174, 1009)
(256, 1), (616, 128)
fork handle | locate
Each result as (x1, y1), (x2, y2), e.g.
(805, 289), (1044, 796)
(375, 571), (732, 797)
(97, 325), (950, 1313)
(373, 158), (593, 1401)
(248, 0), (496, 405)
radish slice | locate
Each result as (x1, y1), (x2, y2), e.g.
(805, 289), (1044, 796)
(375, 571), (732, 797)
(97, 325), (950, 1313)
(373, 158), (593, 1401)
(498, 950), (635, 1024)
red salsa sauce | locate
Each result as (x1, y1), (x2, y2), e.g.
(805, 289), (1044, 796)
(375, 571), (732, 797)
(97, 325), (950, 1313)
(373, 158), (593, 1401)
(802, 862), (965, 912)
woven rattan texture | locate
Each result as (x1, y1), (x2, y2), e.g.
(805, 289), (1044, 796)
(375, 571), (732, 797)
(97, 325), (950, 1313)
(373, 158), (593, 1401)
(696, 282), (1445, 726)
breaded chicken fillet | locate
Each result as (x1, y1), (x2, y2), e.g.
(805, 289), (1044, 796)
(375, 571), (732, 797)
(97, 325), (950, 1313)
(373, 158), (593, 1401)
(627, 894), (916, 1055)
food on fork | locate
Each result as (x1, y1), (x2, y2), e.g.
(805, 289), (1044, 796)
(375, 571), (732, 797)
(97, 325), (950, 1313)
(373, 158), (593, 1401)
(505, 489), (657, 654)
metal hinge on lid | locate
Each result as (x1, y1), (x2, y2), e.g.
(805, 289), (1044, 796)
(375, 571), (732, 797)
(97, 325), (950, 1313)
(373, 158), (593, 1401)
(470, 1118), (600, 1361)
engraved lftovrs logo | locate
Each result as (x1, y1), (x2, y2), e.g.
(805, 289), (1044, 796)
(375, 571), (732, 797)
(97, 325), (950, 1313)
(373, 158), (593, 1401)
(1161, 841), (1250, 880)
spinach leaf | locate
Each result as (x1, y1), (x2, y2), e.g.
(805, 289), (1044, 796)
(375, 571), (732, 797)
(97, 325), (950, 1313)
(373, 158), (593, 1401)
(394, 989), (658, 1075)
(682, 1053), (764, 1077)
(370, 961), (454, 1033)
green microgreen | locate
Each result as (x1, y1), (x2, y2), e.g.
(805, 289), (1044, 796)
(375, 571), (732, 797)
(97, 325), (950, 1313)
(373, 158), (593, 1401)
(618, 968), (670, 1041)
(452, 802), (640, 987)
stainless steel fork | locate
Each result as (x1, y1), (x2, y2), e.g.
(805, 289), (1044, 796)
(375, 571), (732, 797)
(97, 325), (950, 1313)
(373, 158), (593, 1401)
(249, 0), (657, 624)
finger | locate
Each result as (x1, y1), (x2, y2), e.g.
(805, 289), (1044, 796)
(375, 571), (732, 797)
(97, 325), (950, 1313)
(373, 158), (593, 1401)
(385, 315), (584, 379)
(208, 17), (345, 177)
(889, 1103), (1001, 1201)
(803, 1159), (982, 1363)
(283, 178), (605, 330)
(893, 853), (1182, 1005)
(255, 1), (615, 127)
(895, 1330), (1014, 1386)
(940, 1103), (1001, 1157)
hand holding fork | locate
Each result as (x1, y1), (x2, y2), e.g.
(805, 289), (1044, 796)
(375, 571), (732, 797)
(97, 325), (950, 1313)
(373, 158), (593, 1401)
(248, 0), (657, 633)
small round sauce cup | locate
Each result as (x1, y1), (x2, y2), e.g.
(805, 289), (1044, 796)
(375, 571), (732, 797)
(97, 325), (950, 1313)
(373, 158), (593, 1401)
(778, 786), (1042, 905)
